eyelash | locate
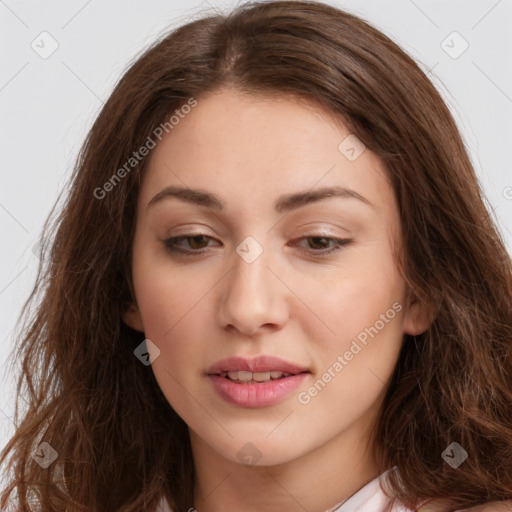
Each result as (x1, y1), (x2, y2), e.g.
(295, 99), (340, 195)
(163, 234), (352, 257)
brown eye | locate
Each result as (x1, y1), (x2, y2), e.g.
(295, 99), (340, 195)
(163, 234), (219, 255)
(307, 237), (332, 250)
(187, 235), (210, 249)
(293, 236), (352, 256)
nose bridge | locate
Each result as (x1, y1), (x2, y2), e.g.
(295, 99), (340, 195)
(229, 236), (273, 305)
(218, 235), (287, 334)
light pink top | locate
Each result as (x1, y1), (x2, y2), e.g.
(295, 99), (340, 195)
(335, 468), (413, 511)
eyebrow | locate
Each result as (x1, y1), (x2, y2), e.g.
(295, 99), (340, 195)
(147, 185), (373, 213)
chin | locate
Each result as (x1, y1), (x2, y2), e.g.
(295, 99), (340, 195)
(193, 427), (305, 467)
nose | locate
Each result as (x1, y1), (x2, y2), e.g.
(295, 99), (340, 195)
(217, 240), (289, 337)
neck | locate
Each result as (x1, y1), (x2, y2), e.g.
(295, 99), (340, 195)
(190, 422), (382, 512)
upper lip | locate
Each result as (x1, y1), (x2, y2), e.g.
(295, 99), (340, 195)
(206, 356), (309, 375)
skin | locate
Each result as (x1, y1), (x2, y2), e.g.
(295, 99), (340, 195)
(122, 87), (435, 512)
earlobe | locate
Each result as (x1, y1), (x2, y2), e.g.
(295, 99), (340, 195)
(122, 302), (145, 333)
(403, 293), (435, 336)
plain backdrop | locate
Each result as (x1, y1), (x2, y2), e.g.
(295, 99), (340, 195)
(1, 0), (511, 456)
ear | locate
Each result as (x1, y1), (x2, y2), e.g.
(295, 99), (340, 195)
(403, 290), (435, 336)
(122, 301), (145, 333)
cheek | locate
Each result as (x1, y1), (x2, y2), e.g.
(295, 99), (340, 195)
(296, 302), (405, 425)
(132, 237), (211, 339)
(296, 254), (406, 415)
(294, 245), (406, 360)
(136, 272), (210, 351)
(134, 271), (213, 417)
(130, 263), (202, 393)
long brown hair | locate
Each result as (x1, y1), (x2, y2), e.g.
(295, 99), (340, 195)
(1, 1), (511, 510)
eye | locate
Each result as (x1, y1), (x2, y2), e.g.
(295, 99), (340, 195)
(163, 233), (351, 257)
(292, 236), (352, 256)
(163, 234), (219, 255)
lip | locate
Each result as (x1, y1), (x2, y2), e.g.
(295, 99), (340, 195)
(206, 355), (309, 375)
(207, 355), (310, 408)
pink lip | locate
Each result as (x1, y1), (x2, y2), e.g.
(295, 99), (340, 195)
(206, 355), (309, 375)
(209, 374), (309, 408)
(206, 356), (310, 408)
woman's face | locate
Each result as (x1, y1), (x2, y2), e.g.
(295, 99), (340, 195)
(124, 88), (430, 468)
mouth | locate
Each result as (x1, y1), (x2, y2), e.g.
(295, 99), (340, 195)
(206, 355), (310, 379)
(206, 356), (310, 407)
(216, 369), (307, 384)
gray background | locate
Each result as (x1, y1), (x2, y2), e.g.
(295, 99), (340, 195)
(1, 0), (511, 457)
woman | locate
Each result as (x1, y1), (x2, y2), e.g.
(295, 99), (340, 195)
(1, 1), (511, 511)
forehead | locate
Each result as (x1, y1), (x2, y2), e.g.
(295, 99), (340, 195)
(139, 88), (395, 218)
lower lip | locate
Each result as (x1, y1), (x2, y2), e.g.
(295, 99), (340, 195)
(209, 373), (309, 408)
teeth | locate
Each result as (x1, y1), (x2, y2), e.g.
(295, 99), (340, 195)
(253, 372), (271, 381)
(222, 370), (292, 382)
(229, 370), (252, 381)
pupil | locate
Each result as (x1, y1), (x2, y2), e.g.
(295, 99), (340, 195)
(190, 235), (206, 249)
(310, 236), (328, 249)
